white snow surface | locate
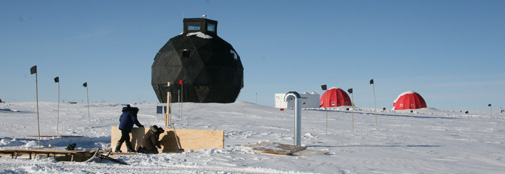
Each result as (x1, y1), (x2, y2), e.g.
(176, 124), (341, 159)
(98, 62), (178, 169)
(1, 102), (505, 173)
(393, 91), (418, 103)
(186, 32), (213, 39)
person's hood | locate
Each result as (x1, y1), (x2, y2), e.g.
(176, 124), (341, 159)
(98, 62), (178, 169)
(131, 107), (139, 115)
(122, 105), (131, 112)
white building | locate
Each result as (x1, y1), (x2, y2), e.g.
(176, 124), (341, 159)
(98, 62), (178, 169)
(275, 92), (320, 109)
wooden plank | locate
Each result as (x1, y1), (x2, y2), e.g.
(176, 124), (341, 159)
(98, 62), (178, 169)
(110, 127), (224, 153)
(0, 149), (93, 154)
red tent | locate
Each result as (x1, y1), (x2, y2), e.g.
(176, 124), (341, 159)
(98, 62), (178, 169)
(393, 91), (427, 110)
(320, 88), (351, 108)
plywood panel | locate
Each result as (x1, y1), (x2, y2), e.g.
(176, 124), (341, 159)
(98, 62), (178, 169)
(111, 127), (224, 153)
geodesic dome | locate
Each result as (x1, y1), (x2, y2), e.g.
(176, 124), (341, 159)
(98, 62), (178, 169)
(152, 18), (244, 103)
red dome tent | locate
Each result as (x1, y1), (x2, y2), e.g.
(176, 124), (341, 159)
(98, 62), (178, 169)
(393, 91), (427, 110)
(320, 88), (352, 108)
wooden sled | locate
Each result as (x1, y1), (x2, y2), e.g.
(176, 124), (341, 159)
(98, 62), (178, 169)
(0, 148), (98, 162)
(0, 148), (127, 164)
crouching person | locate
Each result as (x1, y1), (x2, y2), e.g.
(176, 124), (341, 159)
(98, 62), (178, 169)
(138, 125), (165, 154)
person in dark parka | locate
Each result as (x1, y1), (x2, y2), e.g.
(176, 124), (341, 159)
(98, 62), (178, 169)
(115, 105), (144, 152)
(138, 125), (165, 154)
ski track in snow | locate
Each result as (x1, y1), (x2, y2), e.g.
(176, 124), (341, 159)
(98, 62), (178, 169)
(1, 102), (505, 173)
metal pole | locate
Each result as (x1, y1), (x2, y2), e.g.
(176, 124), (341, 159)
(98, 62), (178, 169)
(35, 72), (41, 146)
(285, 92), (301, 146)
(294, 96), (301, 146)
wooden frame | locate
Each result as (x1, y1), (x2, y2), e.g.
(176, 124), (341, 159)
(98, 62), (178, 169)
(110, 127), (224, 153)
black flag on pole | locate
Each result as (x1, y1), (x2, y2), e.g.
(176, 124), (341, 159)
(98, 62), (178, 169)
(321, 85), (327, 91)
(83, 82), (87, 87)
(54, 77), (59, 83)
(348, 88), (353, 94)
(370, 79), (374, 85)
(30, 66), (37, 74)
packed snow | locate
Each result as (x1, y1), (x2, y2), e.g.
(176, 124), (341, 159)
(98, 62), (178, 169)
(1, 102), (505, 173)
(186, 32), (213, 39)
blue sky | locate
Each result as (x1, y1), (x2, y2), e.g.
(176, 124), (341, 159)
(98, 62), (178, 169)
(1, 0), (504, 110)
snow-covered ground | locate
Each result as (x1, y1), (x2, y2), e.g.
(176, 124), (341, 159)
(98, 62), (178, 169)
(1, 102), (504, 173)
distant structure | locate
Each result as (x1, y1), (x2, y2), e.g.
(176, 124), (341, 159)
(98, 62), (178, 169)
(152, 17), (244, 103)
(275, 92), (320, 109)
(320, 88), (352, 108)
(393, 91), (427, 110)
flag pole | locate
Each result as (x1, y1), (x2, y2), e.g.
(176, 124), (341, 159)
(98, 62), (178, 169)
(325, 107), (328, 134)
(349, 88), (354, 134)
(166, 82), (171, 127)
(180, 80), (183, 120)
(321, 84), (328, 134)
(87, 86), (90, 122)
(31, 66), (41, 147)
(371, 79), (377, 130)
(489, 104), (493, 119)
(56, 77), (60, 133)
(347, 88), (355, 134)
(36, 70), (41, 146)
(181, 82), (183, 120)
(83, 82), (90, 122)
(352, 92), (355, 134)
(178, 88), (180, 118)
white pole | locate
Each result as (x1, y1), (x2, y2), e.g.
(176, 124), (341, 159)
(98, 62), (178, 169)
(294, 96), (301, 146)
(285, 92), (301, 146)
